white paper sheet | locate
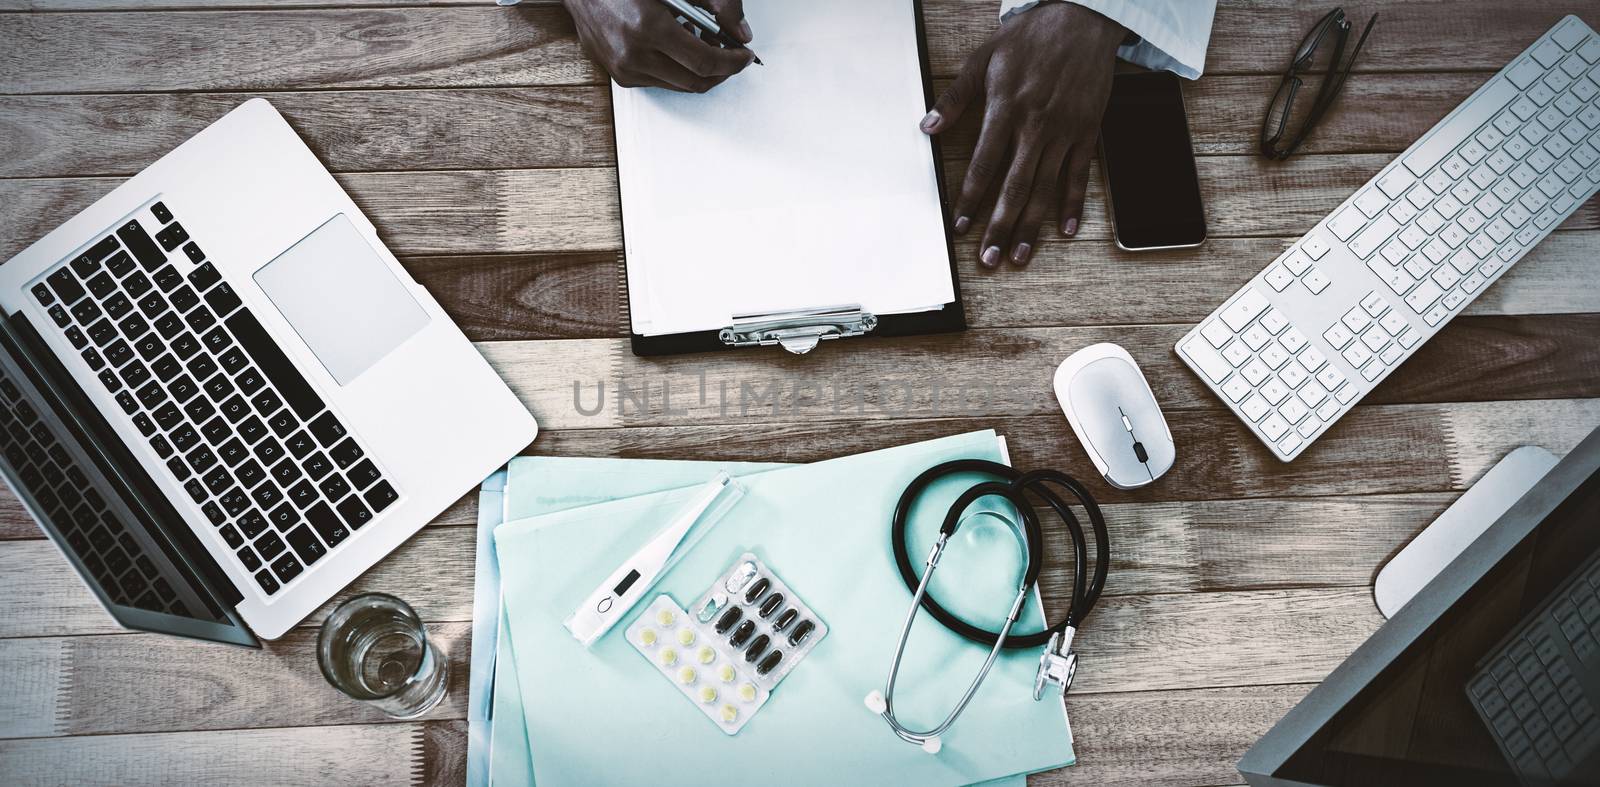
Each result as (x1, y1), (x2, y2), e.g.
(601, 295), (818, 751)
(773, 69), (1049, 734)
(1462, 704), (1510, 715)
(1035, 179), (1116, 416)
(614, 0), (956, 337)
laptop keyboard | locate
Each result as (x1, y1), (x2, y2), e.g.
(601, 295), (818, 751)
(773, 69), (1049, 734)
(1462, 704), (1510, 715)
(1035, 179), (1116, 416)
(0, 371), (184, 615)
(29, 201), (400, 598)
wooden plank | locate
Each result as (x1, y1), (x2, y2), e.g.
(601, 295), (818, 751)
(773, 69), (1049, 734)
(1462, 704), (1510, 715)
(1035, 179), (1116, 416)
(41, 623), (470, 738)
(0, 721), (440, 786)
(480, 316), (1600, 431)
(0, 637), (66, 739)
(12, 585), (1363, 738)
(4, 398), (1594, 640)
(0, 6), (597, 95)
(1046, 684), (1310, 787)
(0, 73), (1502, 179)
(527, 399), (1600, 502)
(386, 235), (1600, 344)
(2, 2), (1593, 94)
(4, 157), (1596, 260)
(0, 689), (1295, 787)
(0, 88), (616, 178)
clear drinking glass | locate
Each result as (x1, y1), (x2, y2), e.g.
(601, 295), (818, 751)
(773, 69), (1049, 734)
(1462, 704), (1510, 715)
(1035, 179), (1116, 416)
(317, 593), (448, 719)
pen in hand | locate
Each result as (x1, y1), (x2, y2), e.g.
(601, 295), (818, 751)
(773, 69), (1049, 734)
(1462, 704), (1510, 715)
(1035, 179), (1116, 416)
(658, 0), (764, 66)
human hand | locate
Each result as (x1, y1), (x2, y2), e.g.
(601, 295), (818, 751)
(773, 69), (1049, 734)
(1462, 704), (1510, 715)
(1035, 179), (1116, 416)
(563, 0), (755, 92)
(921, 2), (1126, 267)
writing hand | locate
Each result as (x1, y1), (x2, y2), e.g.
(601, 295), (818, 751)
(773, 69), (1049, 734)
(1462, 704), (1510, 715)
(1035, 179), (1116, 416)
(921, 3), (1126, 267)
(564, 0), (754, 92)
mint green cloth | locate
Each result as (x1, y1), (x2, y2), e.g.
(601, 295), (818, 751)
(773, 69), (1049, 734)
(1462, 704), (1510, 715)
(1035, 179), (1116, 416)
(493, 433), (1072, 785)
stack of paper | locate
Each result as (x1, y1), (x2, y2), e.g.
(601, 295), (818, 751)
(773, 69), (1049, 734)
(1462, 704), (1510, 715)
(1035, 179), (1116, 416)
(467, 433), (1074, 785)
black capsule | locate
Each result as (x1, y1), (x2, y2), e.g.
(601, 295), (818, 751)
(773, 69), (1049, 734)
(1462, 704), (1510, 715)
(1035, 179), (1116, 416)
(743, 577), (770, 604)
(730, 620), (756, 647)
(787, 619), (815, 647)
(715, 606), (742, 634)
(745, 634), (770, 662)
(757, 650), (783, 676)
(773, 608), (798, 632)
(759, 593), (784, 619)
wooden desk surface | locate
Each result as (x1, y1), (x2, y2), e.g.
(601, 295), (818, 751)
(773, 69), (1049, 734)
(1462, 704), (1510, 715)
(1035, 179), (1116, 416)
(2, 1), (1598, 784)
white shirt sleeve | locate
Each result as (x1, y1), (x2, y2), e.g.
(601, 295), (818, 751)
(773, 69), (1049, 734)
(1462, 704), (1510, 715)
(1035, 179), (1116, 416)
(999, 0), (1216, 80)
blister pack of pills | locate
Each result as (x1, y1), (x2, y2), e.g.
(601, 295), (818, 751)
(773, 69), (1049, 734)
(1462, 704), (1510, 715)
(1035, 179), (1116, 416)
(628, 595), (771, 734)
(626, 553), (827, 734)
(690, 553), (827, 690)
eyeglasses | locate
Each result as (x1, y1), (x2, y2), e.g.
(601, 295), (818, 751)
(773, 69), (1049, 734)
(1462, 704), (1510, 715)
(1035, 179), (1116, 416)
(1259, 7), (1377, 160)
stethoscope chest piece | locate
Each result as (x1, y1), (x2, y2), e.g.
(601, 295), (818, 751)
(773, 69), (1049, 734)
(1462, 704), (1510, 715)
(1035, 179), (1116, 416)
(1033, 629), (1078, 701)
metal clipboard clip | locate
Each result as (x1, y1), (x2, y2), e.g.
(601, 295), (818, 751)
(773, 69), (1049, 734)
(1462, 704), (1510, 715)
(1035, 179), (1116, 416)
(718, 305), (879, 355)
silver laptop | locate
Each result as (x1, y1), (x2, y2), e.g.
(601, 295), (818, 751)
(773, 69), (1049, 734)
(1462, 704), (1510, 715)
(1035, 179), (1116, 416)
(0, 99), (536, 643)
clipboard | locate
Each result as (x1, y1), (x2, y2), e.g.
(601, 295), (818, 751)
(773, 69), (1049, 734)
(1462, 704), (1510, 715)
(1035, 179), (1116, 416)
(611, 0), (965, 357)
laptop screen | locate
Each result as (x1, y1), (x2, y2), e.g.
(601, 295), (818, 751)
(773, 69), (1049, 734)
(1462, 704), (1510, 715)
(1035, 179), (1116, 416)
(1276, 464), (1600, 785)
(0, 312), (256, 646)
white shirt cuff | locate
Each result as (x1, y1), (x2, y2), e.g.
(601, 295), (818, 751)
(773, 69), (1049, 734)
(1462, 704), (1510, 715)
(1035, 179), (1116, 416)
(999, 0), (1215, 80)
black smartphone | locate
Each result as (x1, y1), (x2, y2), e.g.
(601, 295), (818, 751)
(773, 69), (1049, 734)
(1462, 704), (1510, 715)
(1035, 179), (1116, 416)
(1098, 71), (1207, 251)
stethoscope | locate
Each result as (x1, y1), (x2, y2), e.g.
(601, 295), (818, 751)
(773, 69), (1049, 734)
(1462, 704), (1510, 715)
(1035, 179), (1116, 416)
(864, 459), (1109, 753)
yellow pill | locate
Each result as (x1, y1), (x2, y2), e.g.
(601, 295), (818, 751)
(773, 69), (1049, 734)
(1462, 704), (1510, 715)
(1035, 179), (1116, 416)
(658, 648), (677, 666)
(656, 609), (676, 627)
(738, 683), (757, 703)
(699, 686), (718, 704)
(638, 629), (657, 647)
(678, 628), (696, 646)
(721, 704), (739, 723)
(698, 646), (716, 664)
(718, 664), (736, 683)
(678, 666), (697, 684)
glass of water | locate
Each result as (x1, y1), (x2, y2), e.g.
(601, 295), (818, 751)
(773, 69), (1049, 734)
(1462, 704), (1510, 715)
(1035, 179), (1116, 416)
(317, 593), (448, 719)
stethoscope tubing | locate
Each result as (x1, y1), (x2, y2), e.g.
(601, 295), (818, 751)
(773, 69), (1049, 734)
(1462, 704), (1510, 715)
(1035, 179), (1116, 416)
(889, 460), (1109, 648)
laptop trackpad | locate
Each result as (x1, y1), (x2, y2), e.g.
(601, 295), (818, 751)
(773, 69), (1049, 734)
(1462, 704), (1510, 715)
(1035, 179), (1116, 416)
(254, 215), (430, 386)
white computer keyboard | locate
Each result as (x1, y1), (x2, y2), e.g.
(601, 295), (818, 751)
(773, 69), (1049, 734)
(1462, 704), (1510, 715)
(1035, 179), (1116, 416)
(1178, 15), (1600, 462)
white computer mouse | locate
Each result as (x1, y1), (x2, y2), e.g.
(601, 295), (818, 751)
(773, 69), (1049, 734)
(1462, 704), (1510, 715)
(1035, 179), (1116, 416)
(1053, 343), (1175, 490)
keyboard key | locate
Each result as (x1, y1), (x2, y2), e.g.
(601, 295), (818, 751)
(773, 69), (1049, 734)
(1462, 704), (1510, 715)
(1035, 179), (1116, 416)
(1260, 414), (1290, 441)
(1265, 265), (1294, 291)
(287, 480), (318, 509)
(1220, 288), (1270, 331)
(188, 262), (221, 292)
(1241, 359), (1271, 386)
(1349, 214), (1400, 258)
(285, 524), (327, 566)
(319, 473), (352, 502)
(1303, 268), (1331, 293)
(270, 551), (303, 583)
(304, 452), (334, 481)
(285, 430), (316, 458)
(1200, 320), (1232, 348)
(185, 306), (215, 334)
(218, 488), (250, 519)
(220, 395), (250, 422)
(251, 483), (283, 510)
(220, 523), (243, 549)
(1323, 324), (1354, 349)
(255, 437), (285, 465)
(1221, 376), (1251, 403)
(308, 502), (351, 546)
(203, 283), (242, 316)
(182, 242), (205, 264)
(364, 480), (398, 513)
(237, 546), (262, 572)
(348, 459), (381, 490)
(330, 437), (364, 469)
(238, 416), (268, 444)
(1240, 394), (1270, 422)
(1260, 378), (1291, 406)
(236, 459), (266, 489)
(254, 566), (283, 595)
(154, 222), (189, 251)
(335, 495), (372, 531)
(1279, 328), (1307, 354)
(187, 399), (218, 428)
(1328, 206), (1366, 240)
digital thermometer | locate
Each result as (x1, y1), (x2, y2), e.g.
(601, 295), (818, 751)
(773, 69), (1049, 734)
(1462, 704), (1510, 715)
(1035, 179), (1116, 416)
(564, 472), (744, 647)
